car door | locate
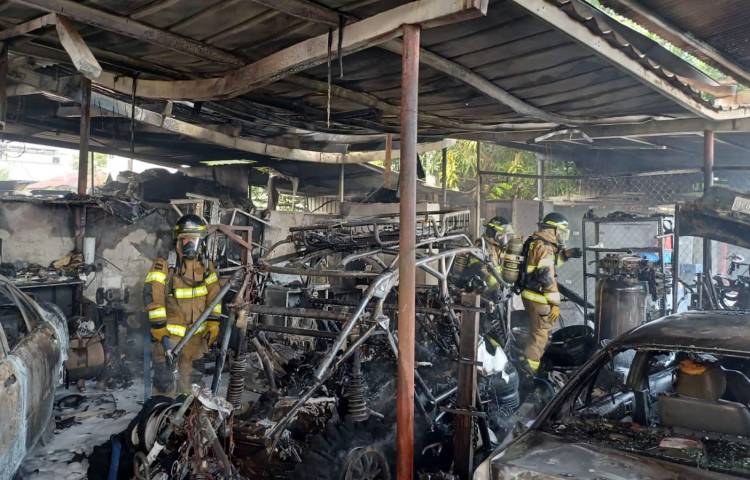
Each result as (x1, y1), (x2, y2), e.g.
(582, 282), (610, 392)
(9, 292), (57, 449)
(0, 323), (26, 480)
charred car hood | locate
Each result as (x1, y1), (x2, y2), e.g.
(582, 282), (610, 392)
(489, 431), (737, 479)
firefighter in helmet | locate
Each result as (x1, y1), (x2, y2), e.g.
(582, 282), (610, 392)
(453, 216), (514, 294)
(520, 212), (581, 372)
(144, 214), (222, 394)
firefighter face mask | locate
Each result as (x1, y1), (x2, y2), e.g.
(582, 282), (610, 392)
(177, 235), (202, 259)
(556, 224), (570, 244)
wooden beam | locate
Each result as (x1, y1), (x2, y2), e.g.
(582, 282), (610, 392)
(508, 0), (750, 121)
(76, 0), (488, 101)
(77, 76), (91, 194)
(12, 0), (245, 66)
(10, 66), (454, 164)
(247, 0), (341, 26)
(55, 15), (101, 79)
(0, 12), (55, 41)
(602, 0), (750, 87)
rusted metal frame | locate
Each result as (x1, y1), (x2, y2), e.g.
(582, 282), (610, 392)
(73, 0), (487, 101)
(703, 129), (714, 276)
(250, 323), (340, 339)
(601, 0), (750, 87)
(509, 0), (750, 121)
(260, 264), (380, 278)
(265, 320), (380, 443)
(454, 293), (480, 479)
(0, 12), (55, 41)
(398, 23), (420, 480)
(246, 304), (351, 322)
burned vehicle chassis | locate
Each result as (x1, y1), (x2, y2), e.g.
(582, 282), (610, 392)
(230, 211), (518, 476)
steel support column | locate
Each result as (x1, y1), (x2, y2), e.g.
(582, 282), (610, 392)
(339, 163), (345, 203)
(537, 155), (545, 222)
(397, 23), (419, 480)
(384, 132), (393, 188)
(0, 42), (7, 130)
(77, 77), (91, 195)
(455, 293), (480, 479)
(441, 147), (448, 206)
(703, 130), (714, 275)
(475, 141), (482, 239)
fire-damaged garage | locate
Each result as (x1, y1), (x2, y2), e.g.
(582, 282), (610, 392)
(1, 1), (750, 479)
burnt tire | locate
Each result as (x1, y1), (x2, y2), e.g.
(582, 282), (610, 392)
(294, 418), (393, 480)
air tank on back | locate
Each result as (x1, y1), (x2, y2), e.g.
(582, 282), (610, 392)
(594, 255), (647, 343)
(500, 235), (524, 285)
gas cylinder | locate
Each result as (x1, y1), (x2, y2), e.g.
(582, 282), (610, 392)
(501, 235), (524, 285)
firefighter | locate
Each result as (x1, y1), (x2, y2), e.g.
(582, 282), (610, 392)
(453, 216), (514, 294)
(144, 214), (222, 394)
(521, 212), (581, 372)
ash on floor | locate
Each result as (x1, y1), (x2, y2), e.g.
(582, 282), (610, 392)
(19, 380), (145, 480)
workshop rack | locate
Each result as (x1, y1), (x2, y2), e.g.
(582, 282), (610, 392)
(289, 209), (471, 250)
(582, 212), (673, 321)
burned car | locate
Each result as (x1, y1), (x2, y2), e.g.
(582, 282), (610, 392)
(0, 276), (68, 480)
(474, 311), (750, 480)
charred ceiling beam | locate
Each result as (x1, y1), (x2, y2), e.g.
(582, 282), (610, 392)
(54, 15), (101, 79)
(92, 0), (487, 101)
(509, 0), (750, 121)
(10, 66), (453, 164)
(10, 0), (246, 66)
(17, 0), (487, 101)
(247, 0), (341, 26)
(601, 0), (750, 87)
(0, 12), (55, 41)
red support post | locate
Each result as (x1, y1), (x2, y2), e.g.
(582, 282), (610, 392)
(397, 23), (420, 480)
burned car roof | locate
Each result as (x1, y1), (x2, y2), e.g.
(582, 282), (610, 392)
(610, 310), (750, 356)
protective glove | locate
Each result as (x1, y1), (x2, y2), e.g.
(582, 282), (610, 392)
(206, 320), (221, 345)
(150, 325), (169, 342)
(564, 247), (583, 259)
(549, 305), (561, 322)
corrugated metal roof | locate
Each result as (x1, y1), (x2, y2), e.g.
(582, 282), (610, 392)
(1, 0), (747, 189)
(602, 0), (750, 75)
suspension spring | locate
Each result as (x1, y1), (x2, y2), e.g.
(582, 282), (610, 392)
(343, 350), (368, 422)
(226, 354), (247, 409)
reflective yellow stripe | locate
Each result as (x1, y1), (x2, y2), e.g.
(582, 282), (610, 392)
(522, 289), (548, 304)
(174, 285), (209, 299)
(528, 358), (540, 371)
(212, 304), (222, 315)
(205, 272), (219, 285)
(145, 271), (167, 284)
(167, 324), (186, 336)
(526, 265), (537, 273)
(166, 323), (206, 337)
(148, 307), (167, 320)
(544, 291), (561, 304)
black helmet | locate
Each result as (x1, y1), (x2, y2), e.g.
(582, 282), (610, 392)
(174, 214), (207, 259)
(541, 212), (570, 242)
(484, 216), (514, 244)
(174, 214), (207, 238)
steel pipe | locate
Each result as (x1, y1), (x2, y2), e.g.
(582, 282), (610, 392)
(398, 23), (420, 480)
